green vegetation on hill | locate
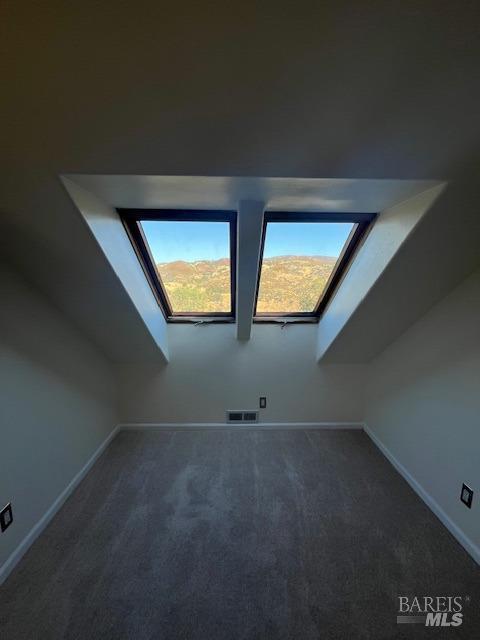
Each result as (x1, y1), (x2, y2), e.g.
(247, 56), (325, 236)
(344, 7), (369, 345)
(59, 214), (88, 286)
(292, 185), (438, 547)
(256, 255), (336, 313)
(156, 255), (336, 313)
(157, 258), (230, 312)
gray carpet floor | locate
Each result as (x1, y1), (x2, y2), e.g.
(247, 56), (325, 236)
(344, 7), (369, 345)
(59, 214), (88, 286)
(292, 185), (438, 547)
(0, 429), (479, 639)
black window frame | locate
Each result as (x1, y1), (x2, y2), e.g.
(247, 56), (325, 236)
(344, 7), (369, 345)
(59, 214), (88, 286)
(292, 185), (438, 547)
(119, 209), (237, 323)
(254, 211), (376, 322)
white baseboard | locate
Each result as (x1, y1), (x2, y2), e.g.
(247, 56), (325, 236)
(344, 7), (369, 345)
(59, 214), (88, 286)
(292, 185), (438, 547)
(118, 422), (364, 431)
(364, 424), (480, 566)
(0, 425), (120, 586)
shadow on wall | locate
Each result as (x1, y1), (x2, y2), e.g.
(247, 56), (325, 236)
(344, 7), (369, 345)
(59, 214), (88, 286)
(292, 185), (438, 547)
(0, 264), (115, 405)
(0, 208), (162, 364)
(368, 267), (480, 403)
(322, 163), (480, 363)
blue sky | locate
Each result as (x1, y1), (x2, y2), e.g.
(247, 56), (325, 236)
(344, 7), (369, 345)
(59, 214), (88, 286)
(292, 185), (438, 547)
(141, 220), (353, 263)
(141, 221), (230, 263)
(263, 222), (353, 259)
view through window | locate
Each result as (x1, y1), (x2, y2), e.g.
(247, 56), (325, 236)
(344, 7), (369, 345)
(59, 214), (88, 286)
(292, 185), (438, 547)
(256, 221), (355, 314)
(120, 210), (236, 320)
(121, 209), (373, 322)
(255, 213), (375, 318)
(141, 220), (232, 314)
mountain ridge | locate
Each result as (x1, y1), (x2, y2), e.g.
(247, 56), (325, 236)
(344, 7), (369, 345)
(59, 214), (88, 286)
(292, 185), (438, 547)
(155, 255), (337, 313)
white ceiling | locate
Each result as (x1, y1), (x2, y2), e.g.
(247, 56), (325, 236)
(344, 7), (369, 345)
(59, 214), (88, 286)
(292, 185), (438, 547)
(67, 174), (439, 213)
(1, 2), (479, 362)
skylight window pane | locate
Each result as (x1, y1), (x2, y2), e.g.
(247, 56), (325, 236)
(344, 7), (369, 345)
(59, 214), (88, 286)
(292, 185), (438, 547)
(256, 222), (355, 314)
(140, 220), (231, 314)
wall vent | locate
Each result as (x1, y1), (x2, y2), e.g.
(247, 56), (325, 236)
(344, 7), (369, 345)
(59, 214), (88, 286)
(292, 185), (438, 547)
(226, 411), (259, 424)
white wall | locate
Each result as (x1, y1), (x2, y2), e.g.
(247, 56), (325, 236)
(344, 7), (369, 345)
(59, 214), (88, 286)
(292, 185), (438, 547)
(61, 178), (169, 362)
(365, 266), (480, 559)
(118, 324), (366, 424)
(0, 265), (118, 573)
(317, 185), (445, 362)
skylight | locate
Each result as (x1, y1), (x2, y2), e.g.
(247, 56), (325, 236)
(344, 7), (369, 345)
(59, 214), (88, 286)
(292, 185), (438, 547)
(120, 210), (236, 321)
(255, 212), (375, 320)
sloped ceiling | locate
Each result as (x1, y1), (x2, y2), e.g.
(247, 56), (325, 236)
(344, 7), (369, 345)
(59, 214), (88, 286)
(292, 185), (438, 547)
(0, 1), (479, 362)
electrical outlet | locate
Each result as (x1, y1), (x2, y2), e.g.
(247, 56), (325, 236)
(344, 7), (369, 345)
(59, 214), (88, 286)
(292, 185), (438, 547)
(259, 397), (267, 409)
(460, 484), (473, 509)
(0, 503), (13, 532)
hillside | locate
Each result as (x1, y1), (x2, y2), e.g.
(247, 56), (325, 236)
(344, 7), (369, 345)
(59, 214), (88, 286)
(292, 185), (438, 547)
(156, 255), (336, 313)
(256, 255), (336, 313)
